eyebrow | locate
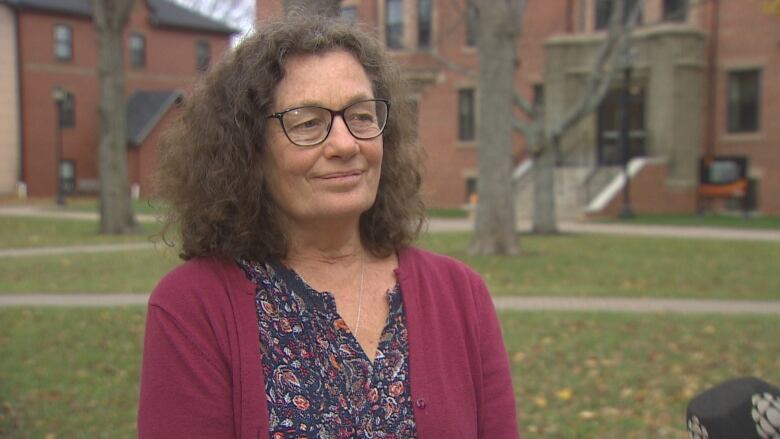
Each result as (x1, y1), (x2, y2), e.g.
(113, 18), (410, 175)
(278, 94), (376, 112)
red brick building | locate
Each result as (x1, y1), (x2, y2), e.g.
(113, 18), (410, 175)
(256, 0), (779, 217)
(0, 0), (235, 198)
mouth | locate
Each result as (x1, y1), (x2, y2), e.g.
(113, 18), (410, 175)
(318, 170), (363, 180)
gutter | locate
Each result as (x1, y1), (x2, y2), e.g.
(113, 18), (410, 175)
(12, 4), (24, 186)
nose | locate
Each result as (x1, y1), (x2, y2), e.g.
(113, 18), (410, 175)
(323, 115), (359, 159)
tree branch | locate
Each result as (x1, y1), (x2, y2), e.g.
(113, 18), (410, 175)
(429, 51), (477, 78)
(548, 0), (645, 143)
(513, 90), (534, 115)
(513, 119), (530, 135)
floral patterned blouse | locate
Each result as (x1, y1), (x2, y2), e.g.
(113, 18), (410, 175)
(237, 259), (418, 439)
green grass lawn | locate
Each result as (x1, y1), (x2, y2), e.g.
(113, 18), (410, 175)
(419, 232), (780, 300)
(0, 217), (161, 249)
(46, 198), (167, 216)
(601, 213), (780, 230)
(1, 219), (779, 299)
(504, 311), (780, 438)
(426, 207), (469, 218)
(0, 249), (181, 293)
(0, 308), (145, 438)
(1, 308), (777, 438)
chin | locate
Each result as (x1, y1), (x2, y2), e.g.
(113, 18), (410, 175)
(314, 197), (376, 220)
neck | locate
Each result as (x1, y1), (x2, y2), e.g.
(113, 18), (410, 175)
(283, 216), (366, 266)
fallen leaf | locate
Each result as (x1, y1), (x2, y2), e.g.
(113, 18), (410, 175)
(533, 396), (548, 407)
(556, 388), (573, 401)
(512, 351), (526, 363)
(579, 410), (597, 419)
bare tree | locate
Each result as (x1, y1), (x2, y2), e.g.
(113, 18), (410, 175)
(466, 0), (645, 254)
(283, 0), (341, 16)
(92, 0), (138, 234)
(518, 0), (645, 234)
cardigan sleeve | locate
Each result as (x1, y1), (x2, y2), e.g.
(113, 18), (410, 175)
(473, 275), (520, 438)
(137, 298), (236, 438)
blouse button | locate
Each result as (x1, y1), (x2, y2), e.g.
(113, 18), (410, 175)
(415, 398), (426, 409)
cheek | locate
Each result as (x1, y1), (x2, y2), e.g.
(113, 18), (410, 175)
(262, 145), (318, 193)
(369, 140), (384, 169)
(260, 147), (289, 200)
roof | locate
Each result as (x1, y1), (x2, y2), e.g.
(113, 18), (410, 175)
(2, 0), (238, 34)
(146, 0), (238, 34)
(126, 90), (182, 147)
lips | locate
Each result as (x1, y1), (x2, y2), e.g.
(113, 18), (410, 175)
(317, 170), (363, 180)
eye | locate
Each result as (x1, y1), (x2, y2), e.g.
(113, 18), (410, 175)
(351, 112), (376, 122)
(295, 118), (324, 130)
(284, 110), (327, 133)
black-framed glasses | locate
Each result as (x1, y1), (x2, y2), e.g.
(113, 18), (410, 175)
(267, 99), (389, 147)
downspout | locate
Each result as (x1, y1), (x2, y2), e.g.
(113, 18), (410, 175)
(704, 0), (720, 161)
(12, 5), (26, 187)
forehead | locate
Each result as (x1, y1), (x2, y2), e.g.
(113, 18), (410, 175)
(274, 50), (374, 109)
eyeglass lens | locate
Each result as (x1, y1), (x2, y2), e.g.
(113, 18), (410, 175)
(281, 100), (388, 146)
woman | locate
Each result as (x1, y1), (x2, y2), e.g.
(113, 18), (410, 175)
(138, 15), (518, 438)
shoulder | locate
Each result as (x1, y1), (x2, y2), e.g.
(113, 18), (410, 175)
(149, 256), (252, 311)
(398, 245), (484, 286)
(397, 245), (491, 316)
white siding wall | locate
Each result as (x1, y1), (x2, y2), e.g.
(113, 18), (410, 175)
(0, 5), (21, 195)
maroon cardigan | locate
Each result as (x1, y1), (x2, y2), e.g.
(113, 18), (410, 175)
(138, 246), (520, 438)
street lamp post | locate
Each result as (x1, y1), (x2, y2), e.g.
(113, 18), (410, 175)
(52, 86), (66, 206)
(619, 46), (636, 219)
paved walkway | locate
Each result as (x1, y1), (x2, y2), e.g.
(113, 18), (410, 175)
(2, 293), (779, 314)
(428, 218), (780, 241)
(493, 297), (780, 314)
(0, 205), (158, 223)
(0, 242), (157, 257)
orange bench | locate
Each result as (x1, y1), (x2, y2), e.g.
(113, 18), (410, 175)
(697, 156), (750, 215)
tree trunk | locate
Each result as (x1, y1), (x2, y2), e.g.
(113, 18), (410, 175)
(282, 0), (340, 16)
(92, 0), (138, 234)
(532, 138), (558, 234)
(468, 0), (523, 255)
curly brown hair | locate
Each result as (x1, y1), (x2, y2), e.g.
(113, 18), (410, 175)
(155, 14), (425, 262)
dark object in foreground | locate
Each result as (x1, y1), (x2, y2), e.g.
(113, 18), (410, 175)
(686, 376), (780, 439)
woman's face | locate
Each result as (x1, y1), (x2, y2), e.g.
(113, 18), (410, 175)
(262, 50), (384, 230)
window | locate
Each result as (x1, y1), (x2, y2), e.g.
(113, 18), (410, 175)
(465, 176), (477, 203)
(663, 0), (688, 22)
(53, 24), (72, 61)
(458, 89), (476, 141)
(59, 160), (76, 195)
(386, 0), (404, 49)
(196, 40), (211, 72)
(129, 33), (145, 68)
(418, 0), (432, 49)
(466, 2), (478, 46)
(595, 0), (641, 30)
(533, 84), (545, 110)
(340, 6), (358, 22)
(727, 69), (761, 133)
(57, 91), (75, 129)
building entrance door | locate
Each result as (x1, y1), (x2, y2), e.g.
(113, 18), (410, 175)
(597, 86), (646, 165)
